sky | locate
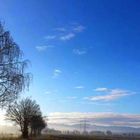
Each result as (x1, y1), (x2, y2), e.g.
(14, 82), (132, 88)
(0, 0), (140, 129)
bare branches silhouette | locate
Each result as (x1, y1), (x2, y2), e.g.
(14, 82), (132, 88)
(7, 98), (46, 138)
(0, 23), (31, 107)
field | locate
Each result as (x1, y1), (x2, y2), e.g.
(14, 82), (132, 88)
(0, 134), (140, 140)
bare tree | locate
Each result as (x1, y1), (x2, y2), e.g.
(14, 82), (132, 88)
(0, 22), (31, 107)
(6, 98), (41, 138)
(30, 115), (46, 136)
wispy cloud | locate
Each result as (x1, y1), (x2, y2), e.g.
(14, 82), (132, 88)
(88, 88), (135, 102)
(94, 88), (109, 92)
(45, 91), (52, 95)
(73, 25), (85, 32)
(45, 24), (85, 42)
(45, 89), (58, 95)
(37, 24), (85, 52)
(36, 45), (53, 51)
(73, 49), (87, 55)
(66, 96), (77, 99)
(58, 25), (85, 41)
(54, 27), (66, 32)
(44, 35), (56, 40)
(52, 69), (62, 78)
(75, 86), (85, 89)
(59, 33), (75, 41)
(89, 92), (128, 101)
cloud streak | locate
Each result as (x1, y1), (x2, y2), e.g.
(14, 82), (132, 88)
(54, 27), (66, 32)
(39, 24), (85, 51)
(94, 88), (109, 92)
(75, 86), (85, 89)
(60, 33), (75, 41)
(36, 45), (53, 51)
(73, 25), (85, 32)
(45, 24), (85, 42)
(44, 35), (56, 40)
(88, 88), (135, 102)
(66, 96), (77, 99)
(73, 49), (87, 55)
(52, 69), (62, 78)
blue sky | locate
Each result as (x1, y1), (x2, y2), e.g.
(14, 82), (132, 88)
(1, 0), (140, 128)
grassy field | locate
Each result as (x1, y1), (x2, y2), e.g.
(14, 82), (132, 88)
(44, 134), (140, 140)
(0, 134), (140, 140)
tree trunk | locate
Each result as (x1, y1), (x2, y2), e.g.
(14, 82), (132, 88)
(22, 121), (28, 138)
(30, 128), (33, 137)
(38, 129), (41, 135)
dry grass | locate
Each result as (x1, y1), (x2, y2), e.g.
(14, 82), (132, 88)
(0, 134), (140, 140)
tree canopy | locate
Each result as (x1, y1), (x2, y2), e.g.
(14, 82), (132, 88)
(7, 98), (46, 138)
(0, 23), (31, 107)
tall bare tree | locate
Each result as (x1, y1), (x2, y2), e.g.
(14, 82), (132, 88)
(7, 98), (41, 138)
(0, 22), (30, 107)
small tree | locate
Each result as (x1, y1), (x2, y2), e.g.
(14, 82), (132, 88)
(106, 130), (112, 136)
(30, 115), (46, 136)
(7, 98), (41, 138)
(0, 22), (30, 107)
